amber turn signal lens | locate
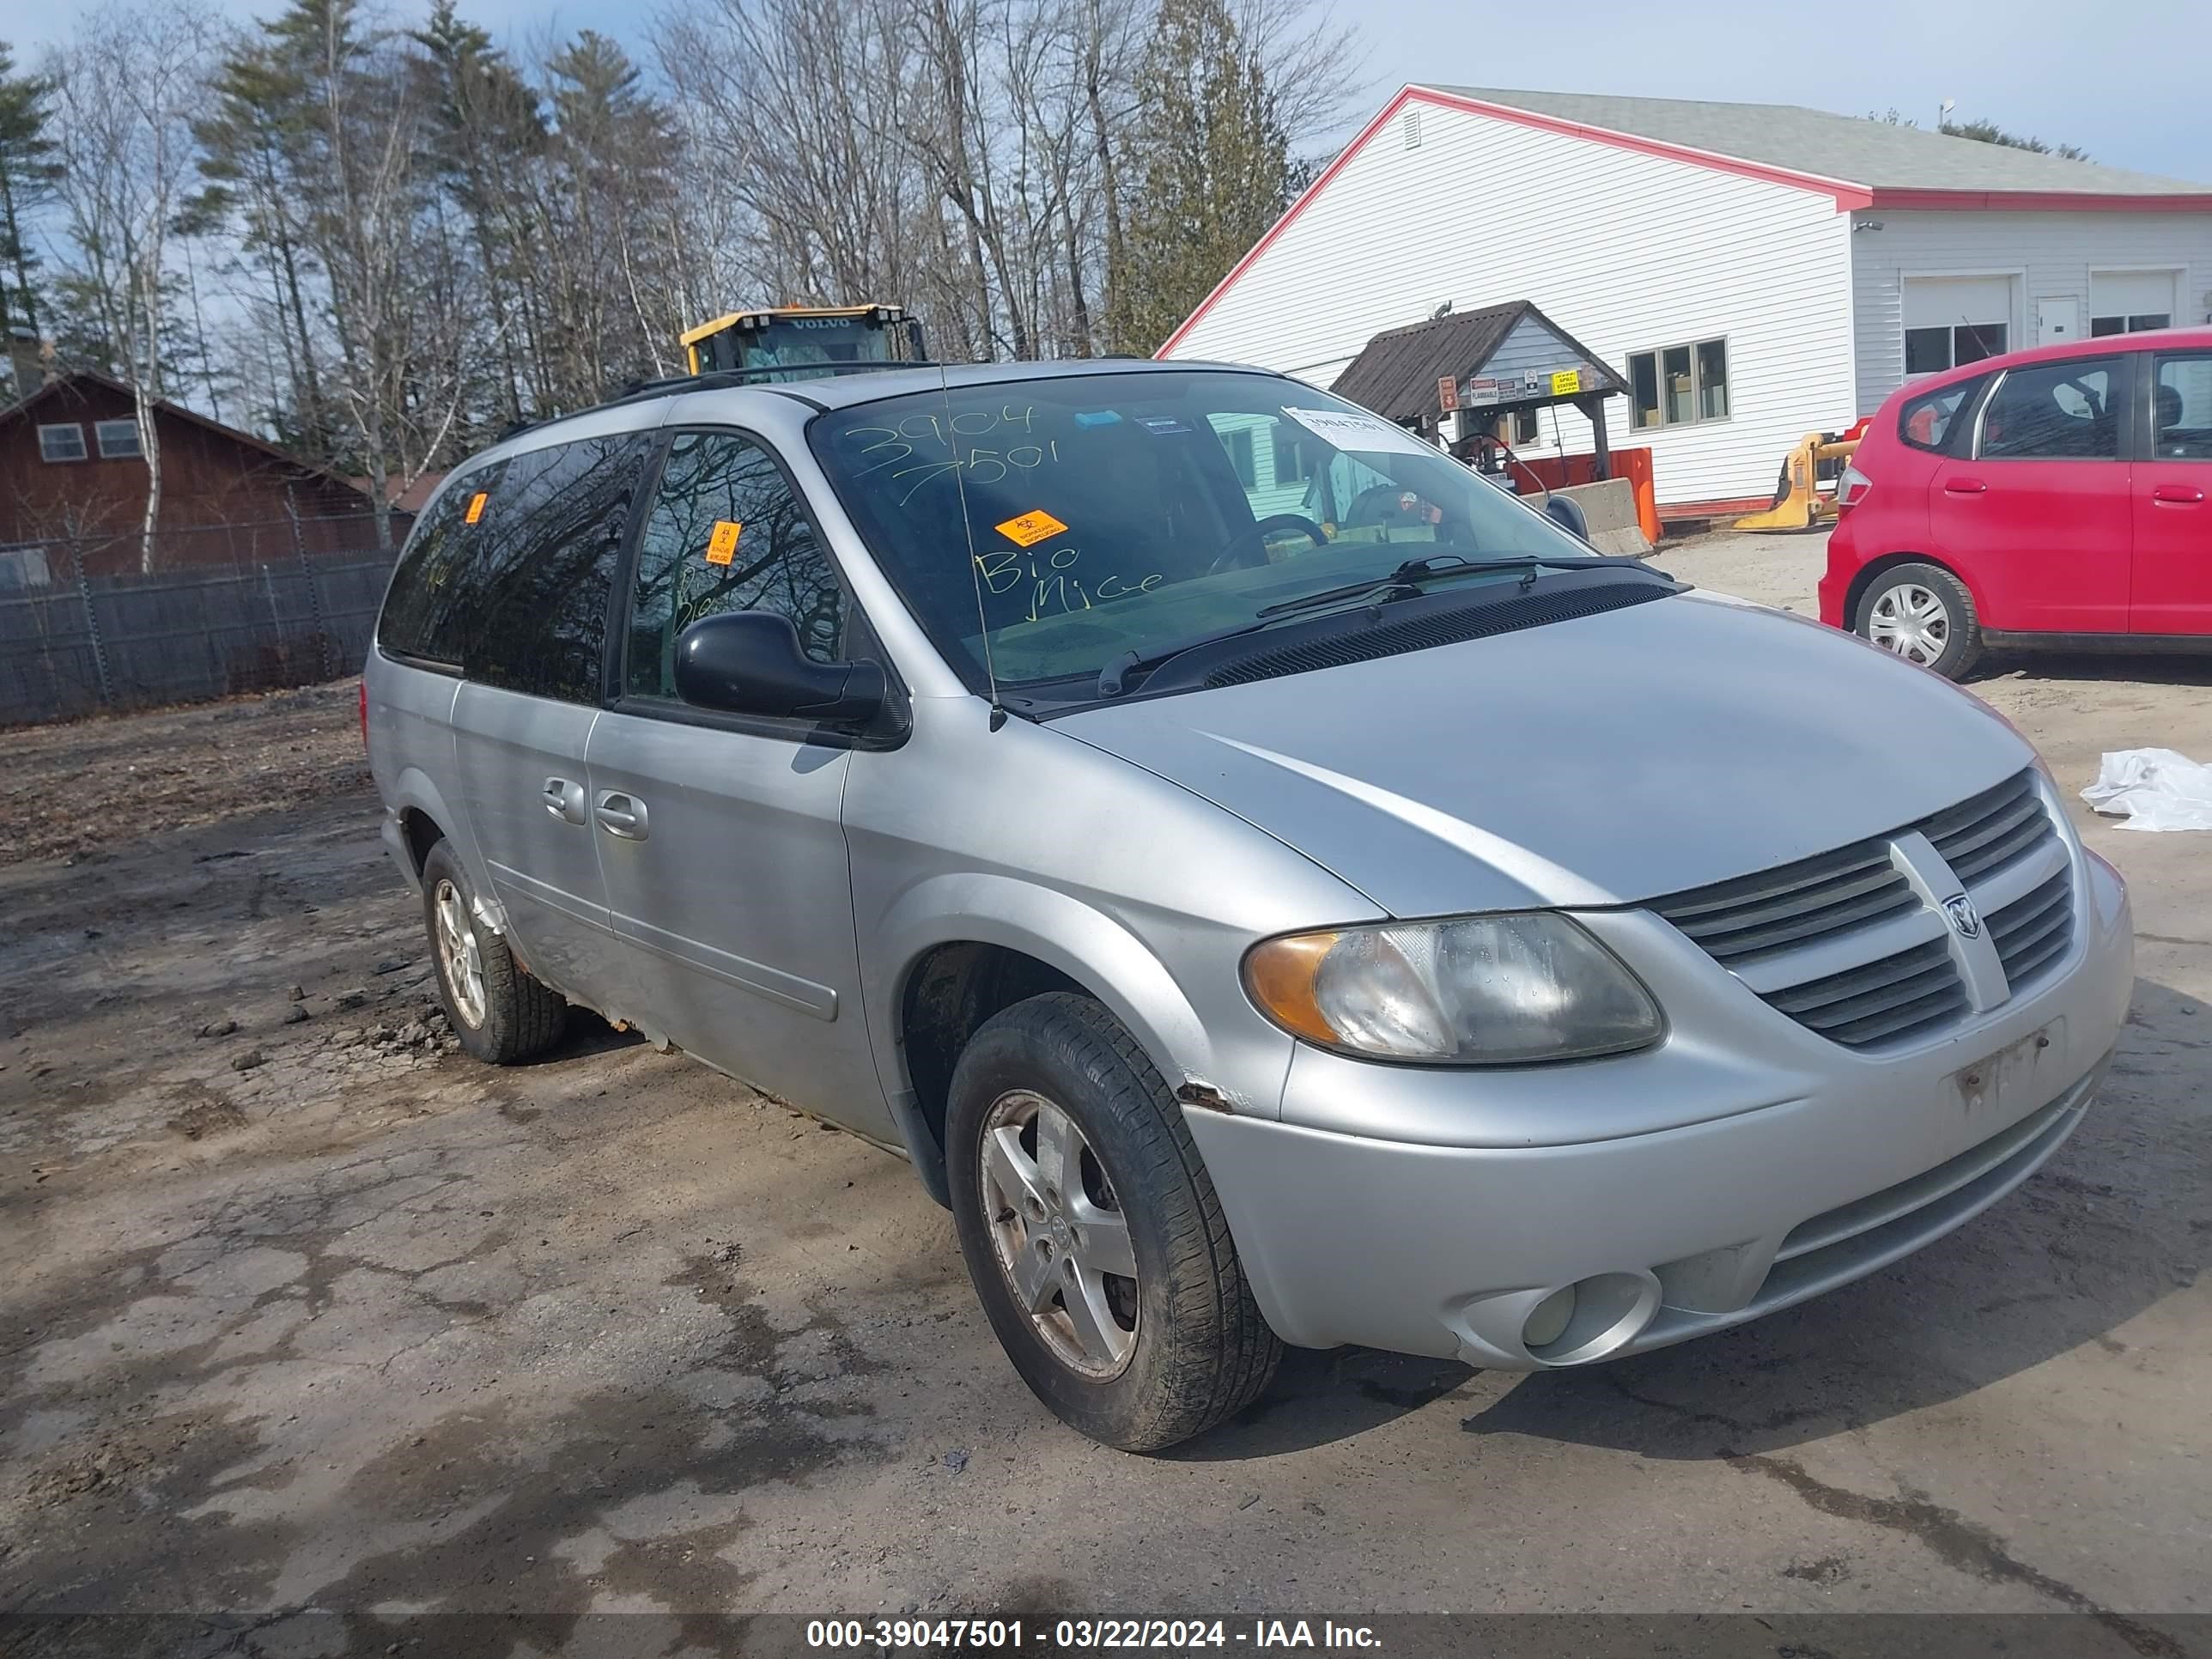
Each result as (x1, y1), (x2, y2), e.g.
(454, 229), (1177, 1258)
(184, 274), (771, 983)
(1242, 932), (1343, 1045)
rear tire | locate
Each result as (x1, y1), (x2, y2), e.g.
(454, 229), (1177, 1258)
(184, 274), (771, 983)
(945, 993), (1281, 1450)
(420, 840), (567, 1066)
(1854, 562), (1981, 680)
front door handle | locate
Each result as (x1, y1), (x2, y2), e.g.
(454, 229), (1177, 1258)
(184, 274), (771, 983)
(542, 776), (587, 824)
(1943, 477), (1988, 495)
(2151, 483), (2204, 504)
(594, 791), (649, 840)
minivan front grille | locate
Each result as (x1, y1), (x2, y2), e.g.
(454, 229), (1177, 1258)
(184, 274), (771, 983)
(1923, 769), (2051, 884)
(1990, 867), (2073, 988)
(1651, 769), (2073, 1052)
(1649, 837), (1916, 965)
(1758, 936), (1971, 1048)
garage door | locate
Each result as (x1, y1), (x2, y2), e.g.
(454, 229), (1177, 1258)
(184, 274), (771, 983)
(1904, 276), (2015, 375)
(2090, 270), (2178, 335)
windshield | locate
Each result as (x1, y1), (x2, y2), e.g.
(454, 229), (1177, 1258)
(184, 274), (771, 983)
(808, 369), (1600, 694)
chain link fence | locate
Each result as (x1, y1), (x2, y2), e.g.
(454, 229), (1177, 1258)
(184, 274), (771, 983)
(0, 512), (406, 727)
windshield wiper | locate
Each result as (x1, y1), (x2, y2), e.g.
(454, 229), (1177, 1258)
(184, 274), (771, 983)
(1096, 562), (1495, 696)
(1253, 552), (1650, 620)
(1092, 552), (1663, 699)
(1097, 620), (1278, 697)
(1252, 554), (1480, 619)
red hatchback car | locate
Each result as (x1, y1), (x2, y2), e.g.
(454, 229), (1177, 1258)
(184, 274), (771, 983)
(1820, 326), (2212, 679)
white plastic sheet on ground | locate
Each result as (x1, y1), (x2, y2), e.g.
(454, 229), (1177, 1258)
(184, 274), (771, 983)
(2080, 748), (2212, 832)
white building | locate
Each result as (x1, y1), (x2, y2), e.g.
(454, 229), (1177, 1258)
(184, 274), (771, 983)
(1158, 86), (2212, 509)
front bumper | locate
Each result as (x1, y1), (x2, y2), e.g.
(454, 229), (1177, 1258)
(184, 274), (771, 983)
(1188, 851), (2133, 1367)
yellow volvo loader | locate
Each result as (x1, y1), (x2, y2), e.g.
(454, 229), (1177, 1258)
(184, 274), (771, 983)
(680, 305), (927, 381)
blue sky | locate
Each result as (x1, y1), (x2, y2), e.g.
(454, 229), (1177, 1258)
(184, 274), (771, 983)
(3, 0), (2207, 184)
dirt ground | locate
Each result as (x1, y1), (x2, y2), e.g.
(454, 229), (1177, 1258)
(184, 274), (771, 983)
(3, 538), (2209, 1654)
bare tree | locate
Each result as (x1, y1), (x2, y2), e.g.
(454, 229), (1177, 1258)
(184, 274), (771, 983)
(46, 3), (216, 572)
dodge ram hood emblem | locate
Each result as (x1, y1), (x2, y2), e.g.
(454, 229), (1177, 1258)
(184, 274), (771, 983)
(1942, 893), (1983, 939)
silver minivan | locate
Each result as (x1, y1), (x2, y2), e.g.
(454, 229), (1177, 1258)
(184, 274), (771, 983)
(365, 359), (2133, 1449)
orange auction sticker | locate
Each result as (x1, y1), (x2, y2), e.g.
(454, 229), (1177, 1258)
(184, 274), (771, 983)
(464, 491), (489, 525)
(704, 520), (743, 565)
(994, 509), (1067, 548)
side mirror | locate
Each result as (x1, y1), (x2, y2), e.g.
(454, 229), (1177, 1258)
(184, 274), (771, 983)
(1541, 494), (1590, 541)
(673, 611), (886, 725)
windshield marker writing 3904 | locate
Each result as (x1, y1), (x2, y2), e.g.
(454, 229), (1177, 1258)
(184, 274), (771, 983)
(842, 406), (1060, 507)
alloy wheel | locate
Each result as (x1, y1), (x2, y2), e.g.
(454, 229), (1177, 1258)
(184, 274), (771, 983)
(979, 1089), (1139, 1378)
(1866, 583), (1952, 665)
(432, 878), (487, 1029)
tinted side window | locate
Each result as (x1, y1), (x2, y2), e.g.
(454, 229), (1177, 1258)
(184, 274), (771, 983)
(1978, 361), (2119, 461)
(624, 432), (844, 701)
(2153, 354), (2212, 460)
(471, 433), (653, 702)
(1898, 379), (1980, 453)
(377, 467), (502, 665)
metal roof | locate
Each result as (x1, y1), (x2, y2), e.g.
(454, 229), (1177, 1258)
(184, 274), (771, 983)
(1329, 301), (1626, 424)
(1425, 87), (2210, 197)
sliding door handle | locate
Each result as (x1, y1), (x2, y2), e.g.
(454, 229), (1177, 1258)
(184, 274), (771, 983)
(594, 792), (649, 840)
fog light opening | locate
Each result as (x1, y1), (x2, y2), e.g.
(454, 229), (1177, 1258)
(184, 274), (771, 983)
(1523, 1271), (1661, 1365)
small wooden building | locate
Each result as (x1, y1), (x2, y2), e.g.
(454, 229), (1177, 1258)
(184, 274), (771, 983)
(0, 371), (379, 580)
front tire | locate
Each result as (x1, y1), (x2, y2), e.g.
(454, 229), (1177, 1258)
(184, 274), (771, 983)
(420, 840), (568, 1066)
(1854, 562), (1981, 680)
(945, 993), (1281, 1450)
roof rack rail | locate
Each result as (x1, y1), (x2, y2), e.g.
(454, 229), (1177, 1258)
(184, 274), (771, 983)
(611, 361), (942, 404)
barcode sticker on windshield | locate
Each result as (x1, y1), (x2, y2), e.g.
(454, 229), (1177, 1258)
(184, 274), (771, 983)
(704, 520), (743, 565)
(1280, 405), (1441, 460)
(464, 491), (488, 525)
(995, 509), (1067, 547)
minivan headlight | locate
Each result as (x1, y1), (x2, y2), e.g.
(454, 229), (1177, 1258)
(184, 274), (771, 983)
(1243, 915), (1663, 1065)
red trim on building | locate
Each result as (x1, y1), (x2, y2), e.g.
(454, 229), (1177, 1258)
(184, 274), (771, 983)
(1869, 187), (2212, 213)
(1657, 495), (1784, 524)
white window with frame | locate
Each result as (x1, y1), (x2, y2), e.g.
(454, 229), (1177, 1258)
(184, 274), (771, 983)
(1902, 275), (2014, 375)
(1628, 338), (1729, 429)
(2088, 270), (2178, 337)
(94, 418), (143, 459)
(37, 422), (87, 463)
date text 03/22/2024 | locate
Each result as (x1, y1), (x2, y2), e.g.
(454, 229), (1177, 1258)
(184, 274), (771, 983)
(806, 1619), (1383, 1650)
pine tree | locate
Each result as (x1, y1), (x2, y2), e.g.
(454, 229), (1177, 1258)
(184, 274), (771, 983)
(0, 41), (61, 341)
(190, 26), (331, 453)
(411, 2), (547, 429)
(1113, 0), (1298, 354)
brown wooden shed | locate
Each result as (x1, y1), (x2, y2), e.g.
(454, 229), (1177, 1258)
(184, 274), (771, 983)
(0, 371), (379, 578)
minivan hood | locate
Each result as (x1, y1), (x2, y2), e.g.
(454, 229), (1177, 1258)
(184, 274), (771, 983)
(1058, 589), (2032, 915)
